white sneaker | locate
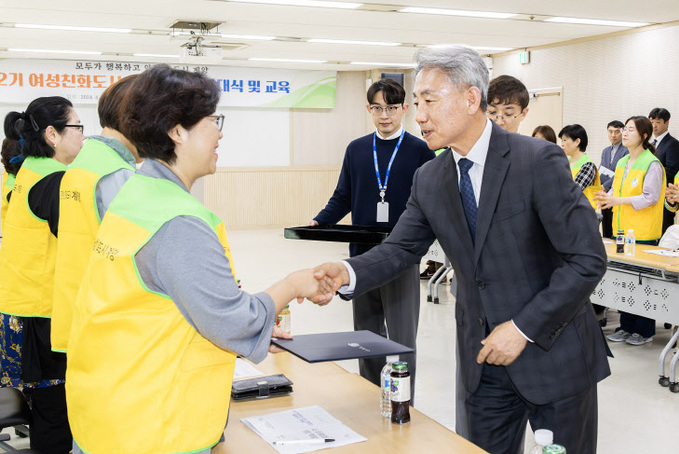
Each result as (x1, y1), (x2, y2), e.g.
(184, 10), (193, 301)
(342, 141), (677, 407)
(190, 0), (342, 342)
(626, 333), (653, 345)
(606, 330), (631, 342)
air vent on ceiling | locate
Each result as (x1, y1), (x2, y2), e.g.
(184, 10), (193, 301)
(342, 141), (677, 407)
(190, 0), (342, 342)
(170, 20), (223, 33)
(210, 42), (249, 51)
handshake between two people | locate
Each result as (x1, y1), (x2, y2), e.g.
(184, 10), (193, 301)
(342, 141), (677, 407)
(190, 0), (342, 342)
(267, 261), (352, 353)
(284, 261), (351, 306)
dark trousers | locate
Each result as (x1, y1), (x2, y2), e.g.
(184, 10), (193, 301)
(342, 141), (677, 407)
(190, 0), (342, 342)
(601, 207), (614, 238)
(352, 265), (419, 404)
(462, 363), (598, 454)
(30, 383), (72, 454)
(620, 313), (656, 337)
(618, 238), (657, 338)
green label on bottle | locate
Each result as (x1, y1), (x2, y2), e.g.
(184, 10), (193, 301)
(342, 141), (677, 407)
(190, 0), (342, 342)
(543, 444), (566, 454)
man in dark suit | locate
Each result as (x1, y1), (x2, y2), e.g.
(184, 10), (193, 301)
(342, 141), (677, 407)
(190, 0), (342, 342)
(599, 120), (629, 238)
(649, 107), (679, 233)
(312, 45), (610, 454)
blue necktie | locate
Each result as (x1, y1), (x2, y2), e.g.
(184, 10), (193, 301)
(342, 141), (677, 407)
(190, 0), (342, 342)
(458, 158), (477, 243)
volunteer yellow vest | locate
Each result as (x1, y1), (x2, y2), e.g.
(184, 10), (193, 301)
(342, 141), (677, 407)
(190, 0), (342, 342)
(66, 173), (238, 454)
(612, 150), (666, 241)
(51, 139), (135, 352)
(0, 157), (66, 317)
(570, 154), (601, 209)
(1, 171), (15, 230)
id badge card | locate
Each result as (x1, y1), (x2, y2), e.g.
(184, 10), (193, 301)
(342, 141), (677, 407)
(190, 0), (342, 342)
(376, 201), (389, 222)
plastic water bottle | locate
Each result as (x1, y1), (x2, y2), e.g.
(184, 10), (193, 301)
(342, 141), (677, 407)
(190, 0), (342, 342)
(543, 444), (566, 453)
(380, 355), (399, 417)
(625, 229), (636, 256)
(616, 229), (625, 253)
(276, 305), (291, 334)
(530, 429), (553, 454)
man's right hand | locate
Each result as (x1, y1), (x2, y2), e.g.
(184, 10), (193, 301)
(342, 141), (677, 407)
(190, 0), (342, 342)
(312, 262), (350, 305)
(309, 220), (319, 226)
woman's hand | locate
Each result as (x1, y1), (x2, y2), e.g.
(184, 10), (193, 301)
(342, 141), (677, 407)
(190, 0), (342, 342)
(269, 324), (292, 353)
(595, 190), (618, 210)
(286, 268), (337, 305)
(666, 183), (679, 206)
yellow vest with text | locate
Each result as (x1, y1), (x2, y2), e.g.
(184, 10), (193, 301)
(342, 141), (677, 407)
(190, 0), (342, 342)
(612, 150), (666, 241)
(0, 157), (66, 317)
(570, 154), (600, 209)
(1, 171), (15, 230)
(51, 139), (135, 352)
(66, 173), (239, 454)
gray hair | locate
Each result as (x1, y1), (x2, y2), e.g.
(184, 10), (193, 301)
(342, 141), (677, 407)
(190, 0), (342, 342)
(414, 45), (489, 111)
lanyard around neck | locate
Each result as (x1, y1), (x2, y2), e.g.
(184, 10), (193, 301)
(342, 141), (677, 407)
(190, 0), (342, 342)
(373, 129), (405, 202)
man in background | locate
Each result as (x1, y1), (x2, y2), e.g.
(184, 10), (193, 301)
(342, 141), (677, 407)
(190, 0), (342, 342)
(599, 120), (628, 238)
(486, 74), (529, 134)
(649, 107), (679, 232)
(310, 78), (434, 398)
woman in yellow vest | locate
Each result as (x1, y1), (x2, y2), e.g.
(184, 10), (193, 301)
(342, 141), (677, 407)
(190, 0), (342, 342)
(0, 97), (84, 452)
(1, 137), (23, 230)
(596, 116), (666, 346)
(66, 64), (334, 454)
(558, 124), (600, 209)
(51, 74), (142, 354)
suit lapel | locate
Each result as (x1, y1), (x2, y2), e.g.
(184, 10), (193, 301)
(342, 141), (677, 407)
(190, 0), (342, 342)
(474, 125), (510, 265)
(440, 150), (475, 258)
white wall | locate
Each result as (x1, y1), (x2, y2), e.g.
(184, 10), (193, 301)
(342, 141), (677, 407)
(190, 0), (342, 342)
(493, 25), (679, 165)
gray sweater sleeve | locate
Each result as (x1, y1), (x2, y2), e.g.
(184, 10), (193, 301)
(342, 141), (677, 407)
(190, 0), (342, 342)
(135, 215), (277, 363)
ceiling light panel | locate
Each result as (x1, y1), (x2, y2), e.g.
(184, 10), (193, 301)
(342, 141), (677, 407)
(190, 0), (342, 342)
(15, 23), (132, 33)
(399, 7), (516, 19)
(545, 17), (650, 27)
(229, 0), (362, 9)
(308, 38), (401, 46)
(8, 48), (103, 55)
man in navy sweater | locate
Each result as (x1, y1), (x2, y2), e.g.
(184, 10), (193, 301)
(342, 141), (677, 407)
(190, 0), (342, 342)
(311, 79), (434, 397)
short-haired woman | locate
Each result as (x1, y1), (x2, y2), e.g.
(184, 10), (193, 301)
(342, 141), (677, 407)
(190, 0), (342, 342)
(559, 124), (600, 208)
(66, 65), (331, 454)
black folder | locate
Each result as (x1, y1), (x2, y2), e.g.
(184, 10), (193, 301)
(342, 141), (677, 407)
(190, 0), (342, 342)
(271, 330), (414, 363)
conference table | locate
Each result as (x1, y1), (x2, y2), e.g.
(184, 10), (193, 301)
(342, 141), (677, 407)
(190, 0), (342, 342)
(214, 352), (487, 453)
(592, 241), (679, 326)
(592, 240), (679, 390)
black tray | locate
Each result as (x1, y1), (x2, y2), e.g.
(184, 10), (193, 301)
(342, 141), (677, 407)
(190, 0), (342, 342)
(284, 224), (392, 245)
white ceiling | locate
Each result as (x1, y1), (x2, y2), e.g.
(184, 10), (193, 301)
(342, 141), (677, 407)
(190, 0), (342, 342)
(1, 0), (678, 70)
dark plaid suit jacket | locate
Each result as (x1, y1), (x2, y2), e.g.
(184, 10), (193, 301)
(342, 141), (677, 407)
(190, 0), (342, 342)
(347, 122), (611, 405)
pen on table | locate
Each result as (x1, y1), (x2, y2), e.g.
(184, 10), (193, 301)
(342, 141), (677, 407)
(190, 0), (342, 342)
(273, 438), (335, 445)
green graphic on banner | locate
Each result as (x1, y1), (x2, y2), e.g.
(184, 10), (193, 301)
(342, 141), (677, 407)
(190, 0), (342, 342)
(261, 77), (336, 108)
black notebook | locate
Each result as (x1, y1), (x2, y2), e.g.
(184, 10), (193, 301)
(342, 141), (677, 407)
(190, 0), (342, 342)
(271, 330), (414, 363)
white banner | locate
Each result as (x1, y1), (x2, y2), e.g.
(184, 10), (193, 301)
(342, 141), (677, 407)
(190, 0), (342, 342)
(0, 59), (336, 108)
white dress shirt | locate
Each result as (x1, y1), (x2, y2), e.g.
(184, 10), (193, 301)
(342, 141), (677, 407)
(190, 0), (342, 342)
(654, 130), (669, 146)
(376, 126), (404, 141)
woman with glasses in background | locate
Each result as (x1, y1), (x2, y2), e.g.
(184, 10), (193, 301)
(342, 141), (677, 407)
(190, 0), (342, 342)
(0, 96), (84, 452)
(595, 116), (666, 347)
(66, 64), (332, 454)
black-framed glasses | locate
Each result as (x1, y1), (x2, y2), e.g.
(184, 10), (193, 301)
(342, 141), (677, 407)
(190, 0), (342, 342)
(208, 114), (225, 131)
(64, 124), (84, 134)
(370, 105), (401, 116)
(487, 112), (519, 122)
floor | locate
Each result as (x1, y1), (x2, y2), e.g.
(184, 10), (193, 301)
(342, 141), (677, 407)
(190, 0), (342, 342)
(3, 228), (677, 452)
